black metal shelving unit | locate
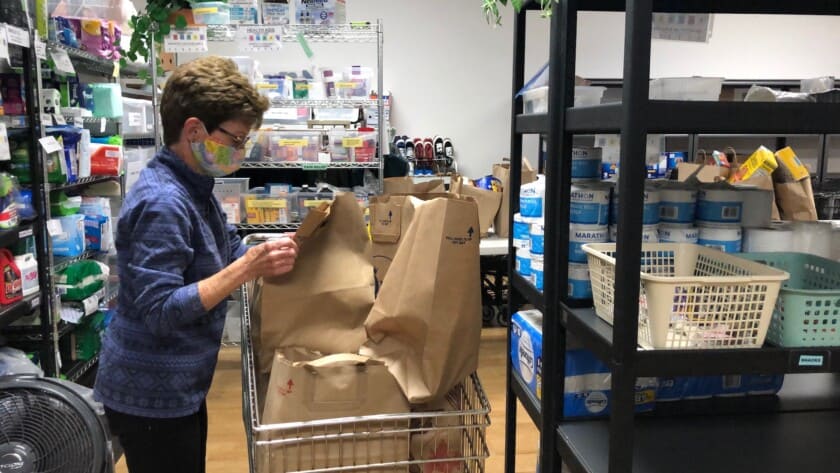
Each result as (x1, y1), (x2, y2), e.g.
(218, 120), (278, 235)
(504, 2), (840, 473)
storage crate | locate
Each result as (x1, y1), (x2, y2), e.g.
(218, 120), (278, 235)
(740, 252), (840, 347)
(582, 243), (789, 349)
(214, 178), (250, 224)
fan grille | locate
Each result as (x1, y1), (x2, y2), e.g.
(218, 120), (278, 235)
(0, 387), (97, 473)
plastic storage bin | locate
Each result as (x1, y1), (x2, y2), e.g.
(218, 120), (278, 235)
(265, 131), (322, 162)
(214, 178), (250, 224)
(191, 1), (231, 24)
(649, 77), (724, 101)
(583, 243), (789, 349)
(739, 252), (840, 348)
(244, 193), (292, 224)
(122, 98), (153, 135)
(297, 192), (334, 221)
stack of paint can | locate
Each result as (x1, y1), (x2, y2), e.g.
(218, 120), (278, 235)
(609, 184), (661, 245)
(695, 187), (743, 253)
(568, 182), (611, 300)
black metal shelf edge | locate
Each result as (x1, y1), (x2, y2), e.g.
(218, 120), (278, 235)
(0, 223), (34, 250)
(64, 353), (99, 383)
(558, 410), (840, 473)
(514, 114), (548, 134)
(566, 102), (840, 134)
(570, 0), (840, 14)
(563, 305), (840, 376)
(511, 370), (542, 430)
(0, 294), (40, 331)
(511, 273), (545, 312)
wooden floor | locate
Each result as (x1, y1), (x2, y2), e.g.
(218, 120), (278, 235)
(116, 328), (538, 473)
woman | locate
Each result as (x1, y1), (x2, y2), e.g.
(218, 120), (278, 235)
(94, 56), (296, 473)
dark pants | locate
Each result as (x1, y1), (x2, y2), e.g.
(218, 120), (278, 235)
(105, 402), (208, 473)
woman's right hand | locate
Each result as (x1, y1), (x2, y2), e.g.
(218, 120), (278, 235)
(242, 236), (299, 280)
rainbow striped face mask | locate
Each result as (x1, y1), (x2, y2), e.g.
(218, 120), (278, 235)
(191, 124), (246, 177)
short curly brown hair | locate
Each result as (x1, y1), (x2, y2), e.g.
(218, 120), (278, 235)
(160, 56), (269, 146)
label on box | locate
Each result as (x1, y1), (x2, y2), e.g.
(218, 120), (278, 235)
(164, 26), (208, 53)
(39, 136), (63, 154)
(6, 25), (29, 47)
(799, 354), (825, 367)
(35, 39), (47, 60)
(342, 137), (363, 148)
(105, 149), (121, 159)
(237, 26), (283, 52)
(49, 48), (76, 75)
(278, 139), (308, 147)
(318, 152), (331, 163)
(192, 6), (219, 14)
(248, 199), (287, 208)
(222, 202), (240, 223)
(0, 124), (9, 161)
(336, 82), (355, 89)
(53, 115), (66, 125)
(303, 199), (331, 208)
(18, 228), (33, 239)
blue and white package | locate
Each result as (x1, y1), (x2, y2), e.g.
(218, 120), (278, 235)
(611, 187), (660, 225)
(519, 176), (545, 219)
(659, 224), (699, 244)
(529, 223), (544, 255)
(568, 263), (592, 299)
(570, 183), (611, 225)
(530, 254), (544, 291)
(698, 224), (742, 253)
(515, 249), (532, 277)
(569, 224), (608, 263)
(609, 224), (658, 244)
(658, 375), (783, 401)
(658, 187), (697, 224)
(696, 188), (742, 224)
(571, 147), (602, 180)
(51, 215), (86, 257)
(510, 310), (657, 417)
(513, 213), (530, 249)
(229, 0), (258, 23)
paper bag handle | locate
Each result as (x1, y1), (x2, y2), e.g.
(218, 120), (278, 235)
(303, 353), (370, 368)
(302, 354), (371, 412)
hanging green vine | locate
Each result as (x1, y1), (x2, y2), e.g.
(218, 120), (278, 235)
(481, 0), (555, 26)
(119, 0), (191, 73)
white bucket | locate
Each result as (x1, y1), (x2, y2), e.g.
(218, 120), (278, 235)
(571, 147), (603, 180)
(513, 213), (531, 249)
(568, 262), (592, 299)
(530, 223), (545, 255)
(739, 189), (774, 228)
(516, 248), (532, 277)
(659, 224), (699, 244)
(611, 186), (660, 225)
(520, 175), (545, 220)
(742, 226), (794, 252)
(530, 254), (544, 291)
(658, 188), (697, 224)
(608, 224), (659, 243)
(569, 224), (609, 263)
(698, 224), (742, 253)
(570, 182), (611, 225)
(697, 188), (742, 224)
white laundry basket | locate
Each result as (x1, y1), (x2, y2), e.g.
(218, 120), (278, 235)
(582, 243), (789, 349)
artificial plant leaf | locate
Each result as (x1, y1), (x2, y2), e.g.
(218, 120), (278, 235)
(119, 57), (127, 68)
(152, 9), (169, 22)
(174, 14), (188, 29)
(159, 22), (171, 35)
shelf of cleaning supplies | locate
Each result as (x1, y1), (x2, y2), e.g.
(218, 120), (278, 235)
(239, 161), (380, 170)
(47, 175), (118, 192)
(234, 223), (301, 232)
(64, 353), (99, 383)
(206, 22), (378, 43)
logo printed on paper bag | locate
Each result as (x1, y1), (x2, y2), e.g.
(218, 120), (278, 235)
(277, 379), (295, 396)
(445, 226), (475, 246)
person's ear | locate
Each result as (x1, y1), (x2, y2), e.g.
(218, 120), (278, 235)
(183, 117), (204, 143)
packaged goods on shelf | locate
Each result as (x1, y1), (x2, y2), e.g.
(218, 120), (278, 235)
(515, 248), (531, 277)
(570, 182), (611, 225)
(89, 83), (123, 118)
(658, 186), (697, 224)
(569, 224), (608, 264)
(611, 185), (660, 225)
(571, 147), (602, 180)
(56, 260), (108, 301)
(609, 224), (658, 244)
(697, 224), (742, 254)
(89, 142), (122, 176)
(46, 125), (83, 183)
(657, 375), (783, 401)
(122, 98), (154, 136)
(229, 0), (258, 24)
(742, 225), (794, 253)
(294, 0), (346, 25)
(0, 249), (23, 305)
(14, 254), (38, 297)
(214, 178), (250, 224)
(40, 88), (61, 115)
(73, 311), (106, 361)
(530, 222), (545, 255)
(191, 1), (231, 24)
(60, 292), (101, 324)
(583, 243), (789, 349)
(50, 192), (82, 216)
(511, 310), (656, 417)
(296, 190), (334, 221)
(50, 214), (86, 257)
(568, 263), (592, 300)
(531, 254), (544, 290)
(261, 0), (290, 24)
(339, 66), (373, 99)
(740, 252), (840, 347)
(80, 197), (113, 252)
(519, 175), (545, 221)
(728, 145), (778, 185)
(0, 74), (25, 115)
(0, 174), (21, 229)
(17, 189), (35, 221)
(244, 192), (292, 224)
(513, 213), (530, 249)
(696, 187), (742, 225)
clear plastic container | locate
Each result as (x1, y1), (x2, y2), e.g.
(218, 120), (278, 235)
(191, 2), (231, 24)
(649, 77), (724, 101)
(296, 192), (335, 221)
(265, 131), (322, 162)
(338, 66), (373, 99)
(244, 193), (292, 224)
(214, 178), (250, 224)
(122, 98), (152, 135)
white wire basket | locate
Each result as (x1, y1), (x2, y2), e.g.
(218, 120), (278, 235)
(240, 283), (491, 473)
(582, 243), (790, 349)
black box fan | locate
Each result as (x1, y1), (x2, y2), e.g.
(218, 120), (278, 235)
(0, 376), (114, 473)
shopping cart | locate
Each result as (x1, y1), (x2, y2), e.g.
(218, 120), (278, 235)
(239, 281), (491, 473)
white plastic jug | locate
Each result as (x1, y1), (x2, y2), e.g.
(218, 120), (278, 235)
(14, 253), (38, 297)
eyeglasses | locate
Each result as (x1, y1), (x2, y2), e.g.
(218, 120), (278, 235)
(216, 126), (250, 150)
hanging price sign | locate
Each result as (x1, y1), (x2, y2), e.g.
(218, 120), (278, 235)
(164, 26), (208, 53)
(237, 26), (283, 52)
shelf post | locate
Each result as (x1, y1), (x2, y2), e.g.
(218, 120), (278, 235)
(504, 7), (528, 473)
(377, 19), (385, 193)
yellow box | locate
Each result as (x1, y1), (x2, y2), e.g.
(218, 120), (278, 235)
(775, 146), (810, 182)
(728, 145), (778, 184)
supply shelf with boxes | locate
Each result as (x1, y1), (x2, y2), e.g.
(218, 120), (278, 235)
(505, 2), (840, 473)
(0, 3), (154, 385)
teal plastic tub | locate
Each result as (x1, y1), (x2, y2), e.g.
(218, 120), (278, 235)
(740, 252), (840, 347)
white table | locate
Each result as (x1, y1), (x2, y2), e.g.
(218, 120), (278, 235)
(480, 235), (509, 256)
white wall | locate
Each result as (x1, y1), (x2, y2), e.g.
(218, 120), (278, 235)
(133, 1), (840, 176)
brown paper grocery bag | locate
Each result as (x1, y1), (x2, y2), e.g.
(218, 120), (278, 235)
(449, 175), (502, 237)
(409, 394), (468, 473)
(361, 196), (482, 403)
(493, 158), (538, 238)
(384, 176), (446, 195)
(253, 193), (374, 375)
(259, 348), (410, 473)
(773, 148), (818, 221)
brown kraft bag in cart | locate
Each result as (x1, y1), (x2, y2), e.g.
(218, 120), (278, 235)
(253, 192), (374, 375)
(259, 348), (410, 473)
(384, 176), (446, 195)
(449, 175), (502, 237)
(493, 158), (538, 238)
(361, 196), (482, 403)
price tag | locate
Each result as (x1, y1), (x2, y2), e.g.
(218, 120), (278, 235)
(41, 113), (54, 126)
(0, 25), (9, 64)
(301, 163), (329, 171)
(50, 48), (76, 75)
(29, 296), (40, 309)
(237, 25), (283, 52)
(73, 116), (83, 127)
(100, 117), (106, 133)
(336, 82), (355, 89)
(342, 137), (363, 148)
(0, 124), (9, 161)
(278, 139), (308, 147)
(164, 26), (208, 53)
(39, 136), (63, 154)
(18, 228), (33, 239)
(5, 25), (29, 47)
(318, 152), (331, 163)
(53, 114), (67, 125)
(35, 39), (46, 60)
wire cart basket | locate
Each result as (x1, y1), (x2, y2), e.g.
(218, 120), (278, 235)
(239, 283), (491, 473)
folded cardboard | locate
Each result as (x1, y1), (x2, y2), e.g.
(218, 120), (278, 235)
(253, 193), (374, 375)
